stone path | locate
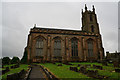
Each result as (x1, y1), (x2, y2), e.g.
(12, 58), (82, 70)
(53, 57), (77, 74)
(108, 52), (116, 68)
(28, 65), (46, 80)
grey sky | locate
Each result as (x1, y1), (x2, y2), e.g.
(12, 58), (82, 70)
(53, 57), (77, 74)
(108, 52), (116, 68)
(2, 2), (118, 59)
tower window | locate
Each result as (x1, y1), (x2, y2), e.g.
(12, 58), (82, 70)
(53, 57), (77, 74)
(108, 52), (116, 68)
(90, 14), (93, 21)
(91, 25), (94, 32)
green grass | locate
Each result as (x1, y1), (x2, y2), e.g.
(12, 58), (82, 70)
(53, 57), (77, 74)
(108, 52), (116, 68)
(1, 64), (29, 80)
(71, 62), (120, 79)
(39, 62), (120, 80)
(39, 63), (91, 80)
(98, 69), (120, 79)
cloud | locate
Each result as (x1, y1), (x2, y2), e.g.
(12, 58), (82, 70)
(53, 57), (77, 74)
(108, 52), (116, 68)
(2, 2), (118, 58)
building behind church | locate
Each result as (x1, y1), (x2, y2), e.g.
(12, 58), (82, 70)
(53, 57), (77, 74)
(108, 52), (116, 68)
(26, 5), (104, 63)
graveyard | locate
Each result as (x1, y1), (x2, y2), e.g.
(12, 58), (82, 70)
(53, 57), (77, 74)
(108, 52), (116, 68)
(39, 62), (120, 80)
(0, 61), (120, 80)
(0, 64), (29, 80)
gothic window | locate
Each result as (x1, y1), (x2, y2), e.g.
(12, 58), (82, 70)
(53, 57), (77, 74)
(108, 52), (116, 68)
(91, 25), (94, 32)
(90, 14), (93, 21)
(87, 39), (93, 57)
(71, 38), (78, 57)
(54, 39), (61, 57)
(36, 38), (44, 56)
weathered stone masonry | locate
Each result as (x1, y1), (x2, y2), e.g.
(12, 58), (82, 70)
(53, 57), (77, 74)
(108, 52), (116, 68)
(26, 5), (104, 63)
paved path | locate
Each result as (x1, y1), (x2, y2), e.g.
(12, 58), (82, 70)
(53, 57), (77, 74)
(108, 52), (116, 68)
(28, 65), (46, 80)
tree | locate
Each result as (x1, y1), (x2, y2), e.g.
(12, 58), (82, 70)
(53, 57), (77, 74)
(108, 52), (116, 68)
(21, 50), (28, 64)
(2, 57), (11, 65)
(11, 57), (20, 64)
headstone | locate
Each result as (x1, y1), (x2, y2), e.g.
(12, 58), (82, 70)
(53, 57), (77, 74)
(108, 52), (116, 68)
(57, 64), (62, 66)
(93, 65), (103, 70)
(6, 67), (9, 72)
(2, 70), (6, 74)
(102, 60), (108, 66)
(78, 64), (81, 67)
(64, 62), (72, 65)
(11, 66), (14, 69)
(115, 69), (120, 73)
(79, 66), (87, 74)
(70, 67), (78, 72)
(7, 73), (19, 80)
(84, 64), (91, 68)
(87, 70), (98, 77)
(113, 61), (119, 67)
(52, 62), (56, 64)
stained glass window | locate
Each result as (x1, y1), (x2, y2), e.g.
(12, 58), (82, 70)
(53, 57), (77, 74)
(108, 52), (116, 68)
(36, 38), (43, 56)
(87, 39), (93, 57)
(54, 39), (61, 57)
(71, 38), (78, 57)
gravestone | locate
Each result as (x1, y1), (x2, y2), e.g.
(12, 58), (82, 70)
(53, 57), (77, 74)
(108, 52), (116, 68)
(2, 70), (6, 74)
(87, 70), (98, 77)
(11, 66), (14, 69)
(7, 73), (19, 80)
(115, 69), (120, 73)
(113, 61), (119, 67)
(77, 64), (81, 67)
(93, 65), (103, 70)
(84, 64), (91, 68)
(70, 67), (78, 72)
(52, 62), (56, 64)
(6, 67), (9, 72)
(79, 66), (87, 74)
(102, 61), (108, 66)
(64, 62), (72, 65)
(57, 64), (62, 66)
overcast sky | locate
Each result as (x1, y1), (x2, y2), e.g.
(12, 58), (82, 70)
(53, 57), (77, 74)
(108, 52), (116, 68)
(1, 2), (119, 59)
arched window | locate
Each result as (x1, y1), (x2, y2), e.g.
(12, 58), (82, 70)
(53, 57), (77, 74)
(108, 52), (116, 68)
(90, 14), (93, 21)
(91, 25), (94, 32)
(35, 38), (44, 56)
(87, 39), (93, 57)
(71, 38), (78, 57)
(54, 39), (61, 57)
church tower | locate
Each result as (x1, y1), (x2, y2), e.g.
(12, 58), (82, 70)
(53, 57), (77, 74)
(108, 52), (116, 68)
(82, 4), (100, 34)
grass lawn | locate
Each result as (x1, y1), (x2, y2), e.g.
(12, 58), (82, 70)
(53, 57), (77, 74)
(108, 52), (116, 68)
(1, 64), (29, 80)
(39, 62), (120, 80)
(72, 62), (120, 79)
(39, 63), (93, 80)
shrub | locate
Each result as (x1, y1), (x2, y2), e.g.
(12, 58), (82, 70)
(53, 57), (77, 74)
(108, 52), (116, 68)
(21, 50), (28, 64)
(11, 57), (20, 64)
(2, 57), (11, 65)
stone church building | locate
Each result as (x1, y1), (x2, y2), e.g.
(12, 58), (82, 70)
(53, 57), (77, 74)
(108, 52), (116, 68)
(26, 5), (104, 63)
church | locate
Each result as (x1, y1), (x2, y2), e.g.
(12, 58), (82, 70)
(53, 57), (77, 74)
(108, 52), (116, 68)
(26, 5), (104, 63)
